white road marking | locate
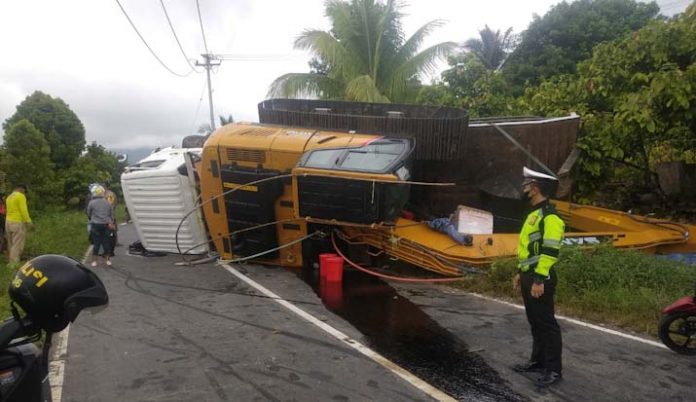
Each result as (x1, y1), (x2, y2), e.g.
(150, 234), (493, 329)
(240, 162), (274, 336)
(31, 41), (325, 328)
(221, 264), (456, 402)
(49, 245), (93, 402)
(462, 291), (667, 349)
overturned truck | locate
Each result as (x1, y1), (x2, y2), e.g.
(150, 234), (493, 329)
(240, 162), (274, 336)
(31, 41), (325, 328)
(193, 99), (696, 276)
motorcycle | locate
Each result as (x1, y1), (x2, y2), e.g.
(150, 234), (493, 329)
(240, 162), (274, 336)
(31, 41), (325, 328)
(658, 283), (696, 355)
(0, 255), (109, 401)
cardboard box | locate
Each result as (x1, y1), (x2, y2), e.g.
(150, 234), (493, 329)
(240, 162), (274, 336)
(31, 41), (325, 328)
(454, 205), (494, 235)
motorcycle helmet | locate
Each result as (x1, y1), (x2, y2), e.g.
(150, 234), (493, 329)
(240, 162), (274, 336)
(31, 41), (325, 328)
(90, 184), (105, 197)
(9, 254), (109, 332)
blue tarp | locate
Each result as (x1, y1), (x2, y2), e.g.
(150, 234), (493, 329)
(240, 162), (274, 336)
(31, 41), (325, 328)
(428, 218), (473, 246)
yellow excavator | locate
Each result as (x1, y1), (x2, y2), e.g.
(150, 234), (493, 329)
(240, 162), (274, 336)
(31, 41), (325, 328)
(197, 100), (696, 276)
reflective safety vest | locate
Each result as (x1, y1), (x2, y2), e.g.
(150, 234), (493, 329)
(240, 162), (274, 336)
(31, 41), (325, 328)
(517, 200), (565, 279)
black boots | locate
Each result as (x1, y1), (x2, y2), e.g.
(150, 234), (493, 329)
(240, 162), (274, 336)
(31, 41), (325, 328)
(513, 363), (563, 387)
(536, 370), (562, 387)
(512, 361), (544, 373)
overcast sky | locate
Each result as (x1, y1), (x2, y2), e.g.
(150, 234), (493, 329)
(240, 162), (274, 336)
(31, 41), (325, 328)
(0, 0), (689, 153)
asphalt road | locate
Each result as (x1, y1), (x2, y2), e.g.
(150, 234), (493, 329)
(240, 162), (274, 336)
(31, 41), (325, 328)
(59, 224), (696, 401)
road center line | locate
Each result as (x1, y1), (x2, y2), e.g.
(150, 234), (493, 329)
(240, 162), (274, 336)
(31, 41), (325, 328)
(221, 263), (455, 402)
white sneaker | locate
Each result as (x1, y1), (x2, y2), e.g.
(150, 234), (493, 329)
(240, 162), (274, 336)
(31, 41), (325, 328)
(106, 260), (112, 266)
(91, 261), (98, 267)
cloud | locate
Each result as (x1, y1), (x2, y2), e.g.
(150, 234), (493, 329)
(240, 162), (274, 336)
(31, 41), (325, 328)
(1, 0), (566, 150)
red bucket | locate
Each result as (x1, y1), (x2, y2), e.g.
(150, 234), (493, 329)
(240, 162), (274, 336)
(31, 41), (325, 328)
(320, 280), (343, 310)
(325, 256), (344, 283)
(319, 253), (337, 280)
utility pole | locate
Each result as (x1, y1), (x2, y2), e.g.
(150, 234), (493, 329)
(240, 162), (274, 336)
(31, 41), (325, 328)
(196, 53), (222, 131)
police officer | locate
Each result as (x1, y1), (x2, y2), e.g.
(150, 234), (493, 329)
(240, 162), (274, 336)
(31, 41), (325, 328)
(512, 167), (564, 387)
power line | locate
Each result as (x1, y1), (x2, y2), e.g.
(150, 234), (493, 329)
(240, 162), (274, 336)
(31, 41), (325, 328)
(196, 54), (222, 131)
(193, 0), (216, 130)
(218, 53), (306, 61)
(195, 0), (210, 55)
(114, 0), (193, 77)
(190, 76), (209, 135)
(158, 0), (201, 73)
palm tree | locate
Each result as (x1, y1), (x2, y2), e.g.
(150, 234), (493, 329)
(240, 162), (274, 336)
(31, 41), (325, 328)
(197, 114), (235, 135)
(463, 25), (514, 71)
(268, 0), (455, 103)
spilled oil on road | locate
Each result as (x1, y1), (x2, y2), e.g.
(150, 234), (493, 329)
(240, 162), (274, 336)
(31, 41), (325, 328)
(301, 269), (527, 402)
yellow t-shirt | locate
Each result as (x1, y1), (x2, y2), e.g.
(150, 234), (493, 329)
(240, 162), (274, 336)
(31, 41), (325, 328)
(5, 191), (32, 223)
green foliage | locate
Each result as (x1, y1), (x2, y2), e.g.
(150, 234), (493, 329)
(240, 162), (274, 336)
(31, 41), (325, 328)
(504, 0), (659, 92)
(62, 142), (120, 205)
(522, 9), (696, 201)
(463, 25), (515, 70)
(268, 0), (455, 103)
(3, 91), (86, 169)
(0, 207), (90, 318)
(0, 119), (57, 209)
(417, 54), (521, 117)
(198, 114), (236, 135)
(456, 245), (696, 335)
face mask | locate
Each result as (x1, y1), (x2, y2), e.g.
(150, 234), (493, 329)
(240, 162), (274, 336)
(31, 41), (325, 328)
(520, 189), (532, 202)
(521, 182), (534, 202)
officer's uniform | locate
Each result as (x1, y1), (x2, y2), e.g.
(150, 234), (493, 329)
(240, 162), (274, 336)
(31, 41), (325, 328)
(518, 167), (564, 377)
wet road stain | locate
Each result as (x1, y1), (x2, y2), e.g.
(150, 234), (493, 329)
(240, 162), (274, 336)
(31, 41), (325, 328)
(301, 269), (527, 402)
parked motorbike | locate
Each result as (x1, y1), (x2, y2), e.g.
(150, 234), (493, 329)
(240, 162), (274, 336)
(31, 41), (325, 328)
(658, 283), (696, 355)
(0, 255), (108, 401)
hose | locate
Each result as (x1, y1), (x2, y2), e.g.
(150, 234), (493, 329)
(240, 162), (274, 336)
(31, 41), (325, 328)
(174, 172), (456, 262)
(217, 231), (321, 264)
(330, 231), (467, 283)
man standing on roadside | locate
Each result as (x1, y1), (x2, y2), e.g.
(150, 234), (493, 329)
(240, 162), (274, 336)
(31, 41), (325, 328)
(0, 192), (6, 255)
(5, 184), (34, 263)
(512, 167), (565, 387)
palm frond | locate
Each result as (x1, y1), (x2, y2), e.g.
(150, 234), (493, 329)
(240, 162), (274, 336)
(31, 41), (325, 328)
(324, 0), (354, 42)
(295, 29), (366, 80)
(385, 41), (456, 99)
(267, 73), (343, 99)
(294, 30), (345, 66)
(464, 25), (514, 70)
(394, 20), (446, 64)
(345, 75), (390, 102)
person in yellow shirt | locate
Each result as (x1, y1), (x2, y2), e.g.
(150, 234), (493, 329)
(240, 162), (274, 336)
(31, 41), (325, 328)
(5, 184), (34, 263)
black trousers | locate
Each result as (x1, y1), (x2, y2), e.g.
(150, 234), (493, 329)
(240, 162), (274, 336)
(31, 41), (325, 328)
(91, 223), (112, 257)
(520, 269), (562, 373)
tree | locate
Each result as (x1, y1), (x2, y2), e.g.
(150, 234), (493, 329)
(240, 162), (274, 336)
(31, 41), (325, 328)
(417, 53), (520, 117)
(3, 91), (86, 169)
(62, 142), (121, 205)
(197, 114), (235, 135)
(503, 0), (659, 92)
(463, 25), (515, 70)
(522, 4), (696, 204)
(268, 0), (455, 103)
(0, 119), (57, 207)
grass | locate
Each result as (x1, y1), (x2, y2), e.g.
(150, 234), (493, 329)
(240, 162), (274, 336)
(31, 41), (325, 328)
(0, 207), (92, 318)
(452, 245), (696, 336)
(2, 206), (694, 338)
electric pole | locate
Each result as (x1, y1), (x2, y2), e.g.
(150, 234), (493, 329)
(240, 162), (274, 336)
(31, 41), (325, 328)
(196, 53), (222, 131)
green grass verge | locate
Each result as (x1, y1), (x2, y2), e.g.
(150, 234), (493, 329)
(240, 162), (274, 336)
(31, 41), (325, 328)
(2, 207), (694, 338)
(0, 207), (91, 318)
(452, 245), (696, 336)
